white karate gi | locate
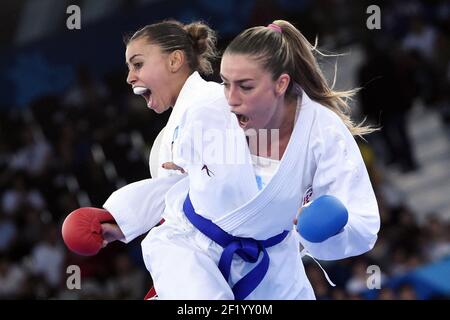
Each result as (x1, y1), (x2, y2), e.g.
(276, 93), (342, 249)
(104, 75), (380, 299)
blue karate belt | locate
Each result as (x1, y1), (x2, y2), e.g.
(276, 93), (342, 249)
(183, 194), (289, 300)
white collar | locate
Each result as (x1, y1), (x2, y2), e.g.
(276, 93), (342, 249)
(172, 71), (203, 113)
(163, 72), (203, 142)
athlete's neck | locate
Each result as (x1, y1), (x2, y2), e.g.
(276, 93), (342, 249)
(250, 95), (299, 160)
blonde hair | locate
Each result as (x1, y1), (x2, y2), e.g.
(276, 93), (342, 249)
(224, 20), (376, 137)
(126, 20), (218, 75)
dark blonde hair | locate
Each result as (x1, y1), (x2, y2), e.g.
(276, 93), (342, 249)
(126, 20), (218, 75)
(224, 20), (375, 136)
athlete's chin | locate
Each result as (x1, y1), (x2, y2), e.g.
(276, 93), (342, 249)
(149, 104), (167, 114)
(150, 106), (163, 113)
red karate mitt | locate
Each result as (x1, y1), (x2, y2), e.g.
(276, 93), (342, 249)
(62, 207), (115, 256)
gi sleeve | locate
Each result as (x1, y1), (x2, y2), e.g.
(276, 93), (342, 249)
(298, 121), (380, 260)
(103, 174), (184, 243)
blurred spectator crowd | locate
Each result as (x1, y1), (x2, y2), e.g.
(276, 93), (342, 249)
(0, 0), (449, 299)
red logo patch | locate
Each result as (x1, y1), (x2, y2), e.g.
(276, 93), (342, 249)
(302, 186), (313, 205)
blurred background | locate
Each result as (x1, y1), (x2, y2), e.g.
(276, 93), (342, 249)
(0, 0), (449, 300)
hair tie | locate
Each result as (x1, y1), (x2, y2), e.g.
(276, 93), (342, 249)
(267, 23), (282, 33)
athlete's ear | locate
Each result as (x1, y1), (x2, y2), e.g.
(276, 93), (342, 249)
(274, 73), (290, 96)
(168, 50), (184, 73)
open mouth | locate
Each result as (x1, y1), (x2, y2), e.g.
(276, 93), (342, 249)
(233, 113), (250, 128)
(133, 86), (152, 108)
